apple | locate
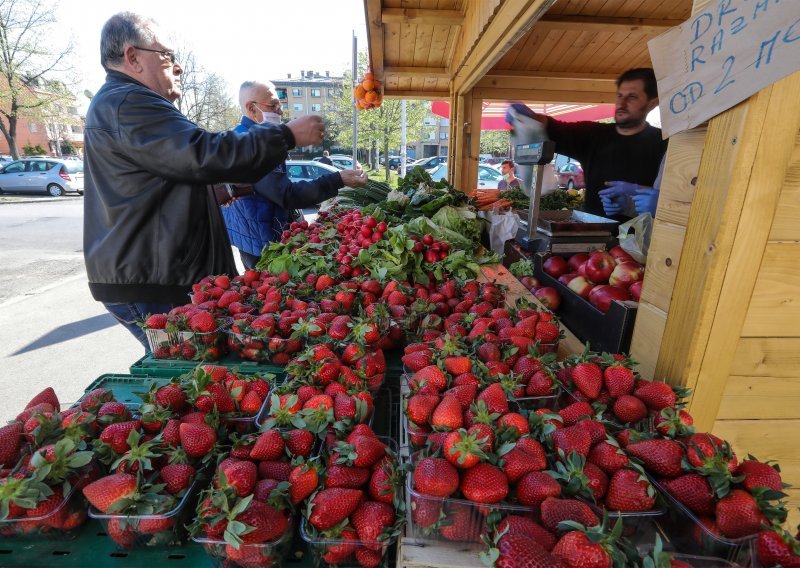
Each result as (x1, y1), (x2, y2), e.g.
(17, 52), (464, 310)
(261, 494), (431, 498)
(543, 256), (569, 279)
(577, 262), (589, 279)
(609, 246), (635, 263)
(567, 276), (594, 299)
(558, 273), (579, 286)
(609, 261), (644, 289)
(629, 280), (643, 302)
(534, 287), (561, 311)
(585, 251), (617, 285)
(568, 252), (590, 272)
(519, 276), (540, 291)
(588, 285), (631, 313)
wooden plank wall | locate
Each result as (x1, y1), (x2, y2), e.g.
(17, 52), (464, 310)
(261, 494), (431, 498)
(629, 128), (705, 378)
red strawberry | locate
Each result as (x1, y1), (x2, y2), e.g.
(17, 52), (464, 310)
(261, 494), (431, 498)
(716, 489), (769, 539)
(25, 387), (61, 412)
(460, 463), (508, 503)
(161, 419), (181, 446)
(516, 471), (562, 507)
(571, 363), (603, 400)
(82, 473), (138, 513)
(443, 356), (471, 376)
(612, 395), (648, 424)
(155, 383), (188, 411)
(558, 401), (594, 427)
(406, 393), (439, 427)
(179, 422), (216, 458)
(660, 473), (716, 516)
(736, 458), (783, 492)
(494, 515), (558, 552)
(190, 311), (216, 333)
(552, 424), (592, 458)
(603, 365), (635, 398)
(605, 468), (656, 512)
(325, 464), (370, 489)
(160, 463), (196, 495)
(258, 460), (292, 481)
(218, 459), (257, 497)
(410, 365), (447, 392)
(284, 429), (315, 458)
(476, 383), (508, 415)
(443, 429), (486, 469)
(552, 530), (611, 568)
(439, 503), (479, 542)
(634, 381), (676, 410)
(308, 488), (364, 530)
(351, 500), (395, 543)
(0, 423), (23, 467)
(413, 457), (459, 498)
(234, 500), (289, 544)
(402, 350), (432, 372)
(249, 429), (285, 461)
(540, 497), (598, 533)
(756, 529), (800, 568)
(431, 396), (463, 431)
(587, 440), (630, 475)
(626, 439), (685, 478)
(145, 313), (168, 329)
(99, 420), (140, 454)
(240, 390), (264, 415)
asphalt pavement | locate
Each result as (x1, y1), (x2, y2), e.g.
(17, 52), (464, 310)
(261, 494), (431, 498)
(0, 196), (248, 423)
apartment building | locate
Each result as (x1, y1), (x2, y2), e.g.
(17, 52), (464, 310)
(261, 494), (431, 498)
(412, 112), (449, 160)
(272, 70), (344, 120)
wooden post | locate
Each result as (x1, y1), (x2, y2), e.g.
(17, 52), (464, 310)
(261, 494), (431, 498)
(655, 72), (800, 431)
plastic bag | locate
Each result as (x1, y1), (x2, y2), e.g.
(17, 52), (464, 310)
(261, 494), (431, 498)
(488, 212), (521, 256)
(618, 213), (653, 264)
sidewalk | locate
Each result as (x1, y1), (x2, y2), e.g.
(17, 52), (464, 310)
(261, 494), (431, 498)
(0, 272), (142, 422)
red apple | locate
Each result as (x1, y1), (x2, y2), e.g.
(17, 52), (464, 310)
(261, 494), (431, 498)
(585, 251), (617, 285)
(609, 246), (635, 263)
(588, 285), (631, 313)
(629, 281), (643, 302)
(543, 256), (569, 279)
(577, 262), (589, 279)
(558, 273), (579, 286)
(567, 276), (594, 299)
(568, 252), (590, 272)
(609, 261), (644, 289)
(534, 287), (561, 311)
(519, 276), (540, 291)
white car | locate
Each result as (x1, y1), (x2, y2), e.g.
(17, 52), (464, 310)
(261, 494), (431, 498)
(285, 160), (341, 183)
(410, 156), (447, 172)
(314, 155), (363, 171)
(428, 163), (504, 189)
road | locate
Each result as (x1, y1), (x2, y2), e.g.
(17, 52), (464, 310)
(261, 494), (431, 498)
(0, 198), (146, 422)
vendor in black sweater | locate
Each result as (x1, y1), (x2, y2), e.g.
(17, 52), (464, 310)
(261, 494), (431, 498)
(523, 68), (667, 219)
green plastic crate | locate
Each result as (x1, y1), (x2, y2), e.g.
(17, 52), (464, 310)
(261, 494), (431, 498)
(82, 374), (171, 406)
(130, 354), (286, 378)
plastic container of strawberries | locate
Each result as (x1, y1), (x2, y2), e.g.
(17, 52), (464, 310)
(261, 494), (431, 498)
(88, 476), (204, 549)
(650, 477), (756, 565)
(146, 319), (232, 362)
(581, 497), (667, 544)
(219, 382), (275, 435)
(225, 329), (306, 364)
(192, 520), (294, 568)
(300, 516), (397, 568)
(0, 478), (91, 540)
(404, 451), (540, 547)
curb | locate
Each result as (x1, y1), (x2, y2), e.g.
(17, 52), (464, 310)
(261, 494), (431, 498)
(0, 196), (83, 205)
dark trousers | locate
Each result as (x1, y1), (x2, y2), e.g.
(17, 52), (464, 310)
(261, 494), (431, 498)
(239, 250), (261, 271)
(103, 302), (175, 353)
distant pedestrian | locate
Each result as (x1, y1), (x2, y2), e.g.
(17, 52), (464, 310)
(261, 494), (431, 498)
(318, 150), (333, 166)
(498, 160), (521, 191)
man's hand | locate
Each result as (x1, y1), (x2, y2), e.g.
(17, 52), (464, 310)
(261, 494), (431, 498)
(633, 188), (659, 216)
(599, 181), (639, 200)
(340, 168), (368, 187)
(287, 115), (325, 147)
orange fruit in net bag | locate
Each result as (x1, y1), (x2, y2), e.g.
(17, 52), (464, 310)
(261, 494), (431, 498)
(354, 85), (366, 99)
(361, 79), (374, 91)
(364, 90), (377, 102)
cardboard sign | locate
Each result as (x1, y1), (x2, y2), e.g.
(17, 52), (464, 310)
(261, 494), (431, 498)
(648, 0), (800, 138)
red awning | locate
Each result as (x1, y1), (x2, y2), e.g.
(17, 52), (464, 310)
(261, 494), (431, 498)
(430, 101), (616, 130)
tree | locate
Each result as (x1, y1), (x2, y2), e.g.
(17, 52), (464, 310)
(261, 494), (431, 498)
(173, 47), (239, 131)
(0, 0), (75, 158)
(325, 54), (427, 180)
(479, 129), (511, 156)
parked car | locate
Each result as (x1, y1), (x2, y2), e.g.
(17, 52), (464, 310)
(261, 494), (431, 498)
(285, 160), (341, 183)
(381, 156), (403, 170)
(428, 163), (504, 189)
(555, 162), (585, 189)
(410, 156), (447, 171)
(313, 155), (363, 170)
(0, 158), (84, 196)
(485, 156), (509, 166)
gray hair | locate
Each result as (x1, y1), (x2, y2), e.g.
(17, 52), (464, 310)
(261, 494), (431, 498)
(238, 80), (276, 113)
(100, 12), (158, 69)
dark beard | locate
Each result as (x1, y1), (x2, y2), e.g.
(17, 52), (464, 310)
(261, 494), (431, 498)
(615, 116), (646, 130)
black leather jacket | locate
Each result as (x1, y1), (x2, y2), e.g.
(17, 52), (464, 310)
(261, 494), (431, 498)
(83, 71), (296, 304)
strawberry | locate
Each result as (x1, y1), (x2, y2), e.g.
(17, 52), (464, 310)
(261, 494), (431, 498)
(308, 488), (364, 530)
(633, 380), (676, 410)
(350, 500), (395, 543)
(258, 460), (291, 482)
(587, 440), (630, 475)
(439, 503), (479, 542)
(190, 311), (216, 333)
(161, 419), (181, 447)
(443, 356), (471, 376)
(551, 530), (612, 568)
(477, 343), (501, 363)
(410, 365), (447, 392)
(611, 395), (648, 424)
(240, 390), (264, 415)
(82, 473), (138, 513)
(443, 429), (487, 469)
(406, 393), (439, 427)
(540, 497), (599, 533)
(249, 429), (285, 461)
(756, 528), (800, 568)
(402, 350), (432, 372)
(660, 473), (716, 516)
(160, 463), (196, 495)
(431, 396), (463, 431)
(552, 424), (592, 458)
(108, 516), (136, 547)
(460, 463), (508, 503)
(476, 383), (508, 415)
(413, 457), (459, 498)
(0, 422), (23, 468)
(516, 471), (562, 507)
(626, 439), (685, 478)
(179, 422), (216, 458)
(494, 515), (558, 552)
(571, 363), (603, 400)
(736, 458), (784, 492)
(234, 500), (289, 544)
(716, 489), (771, 539)
(558, 401), (594, 427)
(501, 447), (545, 484)
(25, 387), (61, 412)
(155, 383), (188, 411)
(97, 401), (132, 424)
(98, 420), (140, 455)
(603, 365), (635, 398)
(444, 384), (478, 411)
(218, 459), (257, 497)
(325, 464), (369, 489)
(284, 429), (315, 458)
(535, 321), (560, 344)
(605, 468), (656, 512)
(654, 407), (694, 438)
(80, 388), (114, 412)
(335, 435), (386, 468)
(145, 313), (168, 329)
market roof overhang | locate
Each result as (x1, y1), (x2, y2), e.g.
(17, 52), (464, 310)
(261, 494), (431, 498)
(363, 0), (692, 103)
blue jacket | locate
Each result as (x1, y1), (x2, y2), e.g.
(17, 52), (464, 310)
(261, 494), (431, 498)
(221, 117), (344, 256)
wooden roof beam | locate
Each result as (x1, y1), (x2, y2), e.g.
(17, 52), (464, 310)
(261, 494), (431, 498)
(382, 90), (450, 101)
(384, 66), (450, 80)
(477, 73), (617, 94)
(381, 8), (463, 26)
(364, 0), (385, 82)
(536, 14), (684, 34)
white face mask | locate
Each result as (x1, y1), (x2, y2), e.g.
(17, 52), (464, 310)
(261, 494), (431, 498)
(261, 111), (281, 125)
(503, 173), (511, 181)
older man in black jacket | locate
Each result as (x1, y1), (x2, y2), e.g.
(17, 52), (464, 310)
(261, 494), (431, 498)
(83, 12), (324, 350)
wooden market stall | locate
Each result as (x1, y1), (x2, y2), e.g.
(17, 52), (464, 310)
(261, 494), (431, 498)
(364, 0), (800, 529)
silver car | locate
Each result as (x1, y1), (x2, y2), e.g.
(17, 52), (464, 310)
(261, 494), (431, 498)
(0, 158), (84, 196)
(428, 163), (504, 189)
(285, 160), (341, 183)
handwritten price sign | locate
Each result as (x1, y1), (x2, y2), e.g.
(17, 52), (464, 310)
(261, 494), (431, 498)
(648, 0), (800, 138)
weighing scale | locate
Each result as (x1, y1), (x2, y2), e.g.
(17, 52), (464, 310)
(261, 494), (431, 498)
(505, 104), (618, 254)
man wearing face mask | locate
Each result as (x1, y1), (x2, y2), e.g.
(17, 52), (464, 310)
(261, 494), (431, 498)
(222, 81), (368, 269)
(498, 160), (521, 191)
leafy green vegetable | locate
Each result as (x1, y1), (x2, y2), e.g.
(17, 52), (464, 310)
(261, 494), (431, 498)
(431, 205), (484, 245)
(540, 189), (584, 211)
(509, 259), (535, 277)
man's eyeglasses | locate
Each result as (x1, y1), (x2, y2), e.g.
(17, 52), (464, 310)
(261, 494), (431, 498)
(133, 46), (177, 65)
(250, 101), (282, 112)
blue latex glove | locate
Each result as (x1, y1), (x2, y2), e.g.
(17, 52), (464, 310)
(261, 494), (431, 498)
(601, 195), (625, 216)
(598, 180), (640, 200)
(633, 188), (660, 216)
